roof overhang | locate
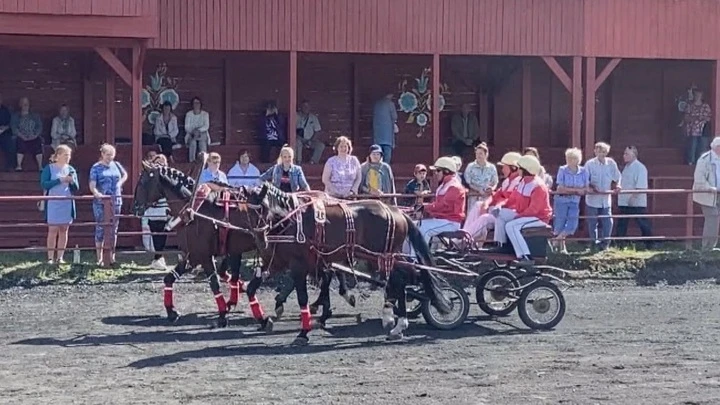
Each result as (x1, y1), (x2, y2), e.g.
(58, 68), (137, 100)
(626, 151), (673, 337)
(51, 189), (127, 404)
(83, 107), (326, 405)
(0, 12), (157, 40)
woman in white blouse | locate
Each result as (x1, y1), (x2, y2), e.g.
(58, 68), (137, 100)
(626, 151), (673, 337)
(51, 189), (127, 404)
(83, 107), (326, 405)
(50, 104), (77, 150)
(184, 96), (210, 161)
(153, 101), (179, 162)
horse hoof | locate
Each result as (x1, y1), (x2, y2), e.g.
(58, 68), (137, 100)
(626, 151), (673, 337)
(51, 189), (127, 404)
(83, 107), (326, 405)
(291, 336), (309, 346)
(382, 319), (394, 332)
(386, 333), (404, 341)
(226, 301), (237, 312)
(259, 317), (274, 332)
(274, 304), (284, 319)
(166, 309), (180, 323)
(313, 320), (327, 330)
(217, 317), (228, 328)
(347, 295), (357, 307)
(309, 305), (318, 315)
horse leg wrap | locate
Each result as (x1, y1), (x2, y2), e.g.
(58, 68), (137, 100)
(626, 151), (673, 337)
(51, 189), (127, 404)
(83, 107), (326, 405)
(249, 297), (265, 320)
(229, 281), (240, 306)
(163, 286), (174, 308)
(301, 305), (312, 331)
(214, 293), (228, 313)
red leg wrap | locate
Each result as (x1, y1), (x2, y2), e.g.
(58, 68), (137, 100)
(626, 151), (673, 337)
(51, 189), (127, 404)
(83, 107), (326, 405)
(249, 297), (265, 320)
(214, 293), (228, 313)
(301, 305), (312, 331)
(229, 281), (240, 304)
(163, 286), (174, 308)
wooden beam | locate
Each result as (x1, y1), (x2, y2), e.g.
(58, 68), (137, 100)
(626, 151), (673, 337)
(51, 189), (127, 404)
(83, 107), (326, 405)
(134, 41), (148, 77)
(571, 56), (582, 151)
(0, 34), (139, 49)
(223, 56), (233, 144)
(288, 51), (298, 149)
(542, 56), (572, 92)
(432, 53), (440, 162)
(82, 53), (93, 146)
(478, 91), (488, 146)
(521, 59), (532, 149)
(593, 58), (622, 92)
(95, 47), (132, 87)
(0, 14), (157, 39)
(351, 58), (360, 144)
(584, 57), (597, 156)
(130, 45), (143, 188)
(105, 68), (115, 145)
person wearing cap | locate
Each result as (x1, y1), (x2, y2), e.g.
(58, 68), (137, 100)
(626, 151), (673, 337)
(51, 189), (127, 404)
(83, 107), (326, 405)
(497, 155), (552, 265)
(692, 136), (720, 250)
(407, 156), (466, 254)
(402, 163), (432, 207)
(585, 142), (621, 251)
(461, 151), (522, 243)
(360, 144), (396, 204)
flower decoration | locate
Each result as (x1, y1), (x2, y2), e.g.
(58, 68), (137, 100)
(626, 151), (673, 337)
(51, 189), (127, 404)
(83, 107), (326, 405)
(142, 63), (181, 126)
(397, 67), (450, 138)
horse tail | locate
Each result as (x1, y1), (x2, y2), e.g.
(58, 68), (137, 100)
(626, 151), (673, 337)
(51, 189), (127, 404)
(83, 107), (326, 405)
(402, 213), (452, 315)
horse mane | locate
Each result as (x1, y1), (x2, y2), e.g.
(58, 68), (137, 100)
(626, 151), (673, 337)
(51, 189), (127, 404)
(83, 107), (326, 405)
(262, 181), (295, 212)
(156, 165), (196, 199)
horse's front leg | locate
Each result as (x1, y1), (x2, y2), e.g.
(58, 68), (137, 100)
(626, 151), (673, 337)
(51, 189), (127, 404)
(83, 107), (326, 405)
(274, 270), (295, 319)
(225, 254), (246, 311)
(315, 269), (334, 328)
(203, 258), (229, 328)
(163, 259), (189, 322)
(245, 273), (274, 332)
(291, 266), (312, 346)
(384, 268), (410, 340)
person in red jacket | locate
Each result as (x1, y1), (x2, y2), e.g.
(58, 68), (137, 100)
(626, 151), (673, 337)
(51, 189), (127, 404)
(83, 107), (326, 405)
(406, 156), (467, 256)
(495, 155), (553, 264)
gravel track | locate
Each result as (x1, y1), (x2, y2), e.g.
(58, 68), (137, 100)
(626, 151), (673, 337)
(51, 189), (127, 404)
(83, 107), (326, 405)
(1, 280), (720, 405)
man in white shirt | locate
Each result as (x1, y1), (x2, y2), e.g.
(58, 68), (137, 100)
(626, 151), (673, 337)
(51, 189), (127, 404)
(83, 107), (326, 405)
(616, 146), (652, 248)
(692, 137), (720, 250)
(227, 149), (261, 188)
(295, 100), (325, 164)
(585, 142), (622, 251)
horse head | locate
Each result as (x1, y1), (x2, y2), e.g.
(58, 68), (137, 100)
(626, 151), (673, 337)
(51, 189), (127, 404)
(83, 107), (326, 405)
(132, 162), (195, 217)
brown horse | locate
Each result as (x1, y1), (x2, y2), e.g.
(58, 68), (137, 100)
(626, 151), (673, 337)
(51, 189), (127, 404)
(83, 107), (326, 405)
(131, 161), (274, 331)
(241, 182), (453, 345)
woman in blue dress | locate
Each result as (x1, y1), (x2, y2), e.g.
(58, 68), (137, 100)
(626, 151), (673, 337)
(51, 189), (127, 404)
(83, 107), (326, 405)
(88, 143), (128, 265)
(40, 144), (79, 264)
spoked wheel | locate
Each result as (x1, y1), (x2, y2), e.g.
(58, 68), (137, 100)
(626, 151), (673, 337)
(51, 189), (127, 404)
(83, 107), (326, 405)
(517, 280), (566, 330)
(406, 295), (423, 319)
(421, 283), (470, 330)
(476, 269), (520, 316)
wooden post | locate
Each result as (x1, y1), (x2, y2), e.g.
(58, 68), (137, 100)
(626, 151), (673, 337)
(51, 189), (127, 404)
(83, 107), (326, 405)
(713, 59), (720, 137)
(105, 67), (115, 145)
(130, 43), (145, 188)
(224, 56), (232, 144)
(571, 56), (582, 153)
(584, 57), (622, 157)
(686, 193), (694, 250)
(82, 54), (93, 146)
(288, 51), (298, 149)
(432, 53), (440, 161)
(521, 59), (532, 149)
(352, 58), (360, 144)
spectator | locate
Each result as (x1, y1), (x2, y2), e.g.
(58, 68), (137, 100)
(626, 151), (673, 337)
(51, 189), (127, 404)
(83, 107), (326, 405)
(199, 152), (228, 184)
(50, 104), (77, 150)
(11, 96), (43, 171)
(89, 143), (127, 265)
(184, 96), (210, 162)
(684, 89), (712, 165)
(693, 137), (720, 250)
(553, 147), (589, 254)
(463, 142), (498, 215)
(322, 136), (362, 198)
(372, 93), (398, 163)
(227, 149), (261, 188)
(40, 144), (79, 264)
(259, 145), (310, 192)
(259, 100), (286, 163)
(154, 101), (179, 162)
(141, 150), (157, 253)
(360, 144), (396, 204)
(402, 164), (431, 207)
(585, 142), (621, 251)
(523, 147), (553, 188)
(144, 153), (171, 270)
(616, 146), (652, 248)
(0, 93), (14, 171)
(450, 103), (480, 157)
(452, 156), (465, 185)
(295, 100), (325, 164)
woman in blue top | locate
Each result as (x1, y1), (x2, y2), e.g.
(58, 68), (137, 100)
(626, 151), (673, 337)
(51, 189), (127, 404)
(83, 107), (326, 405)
(553, 147), (590, 254)
(40, 144), (79, 264)
(259, 145), (310, 192)
(198, 152), (229, 184)
(89, 143), (128, 265)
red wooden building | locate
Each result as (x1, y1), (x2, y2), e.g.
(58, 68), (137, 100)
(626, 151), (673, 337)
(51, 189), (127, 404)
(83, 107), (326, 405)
(1, 0), (719, 248)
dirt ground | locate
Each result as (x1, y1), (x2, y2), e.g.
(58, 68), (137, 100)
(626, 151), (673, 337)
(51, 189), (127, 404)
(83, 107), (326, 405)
(1, 280), (720, 405)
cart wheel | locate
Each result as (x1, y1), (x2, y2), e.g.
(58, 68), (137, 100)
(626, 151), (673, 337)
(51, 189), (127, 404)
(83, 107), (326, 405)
(406, 296), (423, 319)
(421, 284), (470, 330)
(517, 280), (566, 330)
(476, 269), (520, 317)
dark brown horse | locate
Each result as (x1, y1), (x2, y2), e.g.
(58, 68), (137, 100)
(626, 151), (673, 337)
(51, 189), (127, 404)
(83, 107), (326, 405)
(242, 182), (452, 345)
(131, 161), (274, 331)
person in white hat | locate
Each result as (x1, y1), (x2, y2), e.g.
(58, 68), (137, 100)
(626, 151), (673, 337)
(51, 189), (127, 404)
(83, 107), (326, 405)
(494, 155), (553, 265)
(406, 156), (467, 255)
(461, 151), (522, 244)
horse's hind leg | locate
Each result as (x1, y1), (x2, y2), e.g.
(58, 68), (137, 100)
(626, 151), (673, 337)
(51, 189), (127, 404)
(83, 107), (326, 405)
(204, 259), (229, 328)
(292, 267), (312, 346)
(274, 270), (295, 319)
(310, 268), (332, 315)
(384, 268), (410, 340)
(245, 274), (274, 332)
(336, 271), (356, 308)
(163, 260), (188, 322)
(225, 255), (246, 311)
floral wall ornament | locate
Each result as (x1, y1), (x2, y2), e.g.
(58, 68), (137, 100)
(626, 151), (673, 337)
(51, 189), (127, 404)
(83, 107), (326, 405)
(397, 67), (450, 138)
(141, 63), (181, 126)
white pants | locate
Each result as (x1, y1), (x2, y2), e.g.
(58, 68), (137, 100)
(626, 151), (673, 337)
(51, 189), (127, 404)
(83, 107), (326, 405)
(493, 208), (518, 244)
(405, 218), (460, 257)
(186, 131), (210, 161)
(505, 216), (547, 258)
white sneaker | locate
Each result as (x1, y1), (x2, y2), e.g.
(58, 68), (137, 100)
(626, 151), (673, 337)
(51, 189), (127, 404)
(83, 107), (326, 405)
(150, 258), (167, 270)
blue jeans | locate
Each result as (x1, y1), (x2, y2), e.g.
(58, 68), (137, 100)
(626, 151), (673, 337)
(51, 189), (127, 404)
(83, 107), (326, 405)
(380, 144), (393, 164)
(585, 206), (612, 248)
(553, 199), (580, 235)
(687, 136), (710, 165)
